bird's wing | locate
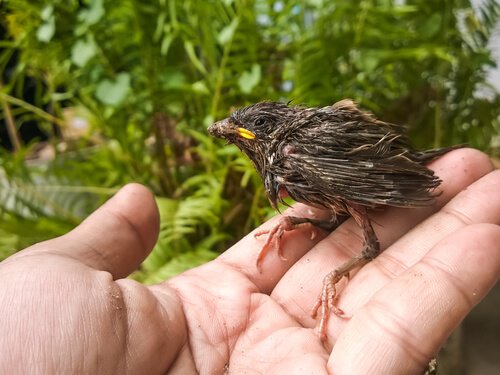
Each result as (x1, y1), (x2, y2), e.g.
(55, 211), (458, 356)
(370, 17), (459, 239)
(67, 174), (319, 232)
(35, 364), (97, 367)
(283, 150), (440, 208)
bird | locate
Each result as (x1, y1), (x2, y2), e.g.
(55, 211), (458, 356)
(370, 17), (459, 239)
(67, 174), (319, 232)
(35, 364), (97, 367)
(208, 99), (459, 340)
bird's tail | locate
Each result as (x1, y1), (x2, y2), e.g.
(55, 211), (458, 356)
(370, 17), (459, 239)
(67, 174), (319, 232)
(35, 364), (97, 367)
(413, 144), (465, 164)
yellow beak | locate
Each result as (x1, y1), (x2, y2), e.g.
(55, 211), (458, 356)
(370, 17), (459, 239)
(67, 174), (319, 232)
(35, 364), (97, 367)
(237, 127), (256, 140)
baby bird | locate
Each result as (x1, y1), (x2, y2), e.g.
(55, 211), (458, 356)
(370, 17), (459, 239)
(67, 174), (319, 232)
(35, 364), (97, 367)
(208, 99), (457, 339)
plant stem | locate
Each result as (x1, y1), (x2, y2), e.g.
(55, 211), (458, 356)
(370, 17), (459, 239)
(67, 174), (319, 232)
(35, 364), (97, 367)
(434, 100), (442, 148)
(152, 113), (174, 195)
(210, 40), (232, 119)
(210, 5), (242, 119)
(0, 82), (22, 152)
(0, 91), (66, 128)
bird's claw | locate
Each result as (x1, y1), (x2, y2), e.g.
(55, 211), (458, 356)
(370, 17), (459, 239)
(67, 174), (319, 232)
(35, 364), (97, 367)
(254, 224), (289, 271)
(311, 270), (349, 341)
(254, 216), (307, 271)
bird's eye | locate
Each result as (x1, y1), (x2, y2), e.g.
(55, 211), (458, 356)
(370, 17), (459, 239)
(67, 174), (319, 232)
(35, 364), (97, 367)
(254, 117), (266, 127)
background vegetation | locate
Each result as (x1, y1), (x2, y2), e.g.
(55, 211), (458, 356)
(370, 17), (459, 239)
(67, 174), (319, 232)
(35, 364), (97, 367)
(1, 0), (499, 282)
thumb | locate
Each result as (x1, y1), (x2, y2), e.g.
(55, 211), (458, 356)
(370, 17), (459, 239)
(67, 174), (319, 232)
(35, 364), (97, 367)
(35, 183), (160, 279)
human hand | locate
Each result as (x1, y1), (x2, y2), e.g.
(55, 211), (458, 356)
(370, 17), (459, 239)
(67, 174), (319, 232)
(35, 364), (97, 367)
(0, 148), (498, 374)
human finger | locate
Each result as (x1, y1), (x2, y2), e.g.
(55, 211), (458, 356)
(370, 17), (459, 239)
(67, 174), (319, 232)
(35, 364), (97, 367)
(22, 183), (160, 279)
(328, 223), (500, 374)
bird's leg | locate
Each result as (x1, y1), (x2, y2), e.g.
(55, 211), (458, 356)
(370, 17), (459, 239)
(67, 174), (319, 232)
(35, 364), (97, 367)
(254, 215), (343, 271)
(311, 206), (380, 341)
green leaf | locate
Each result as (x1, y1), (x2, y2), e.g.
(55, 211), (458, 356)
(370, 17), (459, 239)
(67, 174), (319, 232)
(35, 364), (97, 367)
(192, 81), (209, 95)
(160, 34), (175, 56)
(203, 115), (215, 128)
(95, 72), (131, 106)
(36, 17), (55, 42)
(184, 41), (208, 75)
(217, 17), (239, 46)
(40, 5), (53, 21)
(420, 13), (442, 39)
(78, 0), (105, 26)
(71, 38), (97, 67)
(238, 64), (261, 94)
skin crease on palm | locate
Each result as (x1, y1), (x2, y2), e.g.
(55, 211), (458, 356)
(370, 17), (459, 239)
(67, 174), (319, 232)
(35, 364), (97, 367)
(0, 149), (499, 374)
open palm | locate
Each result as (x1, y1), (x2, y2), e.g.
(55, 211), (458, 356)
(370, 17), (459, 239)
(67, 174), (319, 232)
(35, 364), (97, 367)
(1, 148), (499, 374)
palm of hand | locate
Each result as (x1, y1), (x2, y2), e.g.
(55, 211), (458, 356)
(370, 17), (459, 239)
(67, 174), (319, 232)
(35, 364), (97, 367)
(1, 149), (499, 375)
(166, 149), (499, 374)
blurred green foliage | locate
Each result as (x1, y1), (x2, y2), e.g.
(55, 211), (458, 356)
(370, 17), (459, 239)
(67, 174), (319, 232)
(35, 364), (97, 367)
(0, 0), (499, 280)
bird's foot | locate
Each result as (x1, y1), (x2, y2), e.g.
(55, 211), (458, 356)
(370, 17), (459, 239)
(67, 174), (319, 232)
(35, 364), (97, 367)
(311, 269), (349, 342)
(311, 251), (374, 341)
(254, 214), (347, 272)
(254, 216), (300, 271)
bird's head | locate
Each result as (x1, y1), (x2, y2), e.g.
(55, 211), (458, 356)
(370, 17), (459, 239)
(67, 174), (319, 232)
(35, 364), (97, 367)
(209, 102), (298, 208)
(208, 101), (296, 152)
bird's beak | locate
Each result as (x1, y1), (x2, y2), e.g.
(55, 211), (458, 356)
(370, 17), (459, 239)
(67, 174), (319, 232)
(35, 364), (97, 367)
(208, 119), (255, 140)
(236, 127), (256, 139)
(207, 119), (230, 138)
